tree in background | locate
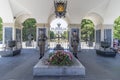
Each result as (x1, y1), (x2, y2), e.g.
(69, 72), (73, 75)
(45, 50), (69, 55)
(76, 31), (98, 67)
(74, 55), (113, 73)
(114, 16), (120, 39)
(61, 31), (68, 39)
(22, 18), (36, 41)
(50, 31), (55, 39)
(0, 17), (2, 41)
(81, 19), (94, 42)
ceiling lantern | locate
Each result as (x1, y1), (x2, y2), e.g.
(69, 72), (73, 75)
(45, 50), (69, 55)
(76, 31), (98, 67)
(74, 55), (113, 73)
(54, 0), (67, 18)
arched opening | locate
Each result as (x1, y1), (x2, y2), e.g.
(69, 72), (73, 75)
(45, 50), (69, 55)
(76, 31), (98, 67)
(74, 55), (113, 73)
(84, 12), (104, 26)
(14, 13), (35, 49)
(50, 18), (68, 49)
(22, 18), (36, 48)
(82, 12), (104, 49)
(113, 16), (120, 48)
(0, 17), (2, 43)
(81, 19), (95, 49)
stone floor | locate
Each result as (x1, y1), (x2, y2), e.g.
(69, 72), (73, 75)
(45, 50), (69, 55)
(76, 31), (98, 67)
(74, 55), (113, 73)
(0, 49), (120, 80)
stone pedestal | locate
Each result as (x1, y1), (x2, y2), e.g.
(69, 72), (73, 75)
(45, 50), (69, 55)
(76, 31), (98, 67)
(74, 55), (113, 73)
(33, 52), (85, 76)
(54, 44), (64, 50)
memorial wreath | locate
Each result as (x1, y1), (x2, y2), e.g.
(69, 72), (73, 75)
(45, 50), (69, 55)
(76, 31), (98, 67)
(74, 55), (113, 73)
(48, 50), (73, 66)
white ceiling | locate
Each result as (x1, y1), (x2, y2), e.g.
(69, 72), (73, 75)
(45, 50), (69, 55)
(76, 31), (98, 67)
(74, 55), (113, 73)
(2, 0), (120, 24)
(0, 0), (13, 23)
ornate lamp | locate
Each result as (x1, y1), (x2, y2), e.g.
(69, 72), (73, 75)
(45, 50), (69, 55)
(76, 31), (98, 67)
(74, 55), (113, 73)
(54, 0), (67, 18)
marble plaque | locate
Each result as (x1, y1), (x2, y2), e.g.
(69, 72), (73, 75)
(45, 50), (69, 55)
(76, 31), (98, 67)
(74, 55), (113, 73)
(4, 27), (12, 43)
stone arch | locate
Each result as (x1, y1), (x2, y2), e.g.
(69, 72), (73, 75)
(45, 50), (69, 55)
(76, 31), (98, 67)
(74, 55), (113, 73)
(48, 13), (70, 49)
(14, 14), (33, 28)
(22, 18), (37, 42)
(48, 13), (70, 26)
(81, 19), (95, 42)
(83, 12), (104, 26)
(80, 12), (104, 48)
(14, 13), (37, 48)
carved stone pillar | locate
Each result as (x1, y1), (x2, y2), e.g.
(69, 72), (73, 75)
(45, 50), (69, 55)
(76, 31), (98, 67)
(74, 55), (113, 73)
(68, 24), (81, 51)
(95, 24), (113, 49)
(2, 23), (14, 46)
(36, 23), (49, 51)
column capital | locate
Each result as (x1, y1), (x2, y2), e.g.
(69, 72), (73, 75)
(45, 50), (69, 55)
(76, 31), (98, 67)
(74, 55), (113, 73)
(35, 23), (50, 28)
(102, 24), (114, 26)
(68, 24), (80, 28)
(102, 24), (114, 29)
(2, 23), (14, 27)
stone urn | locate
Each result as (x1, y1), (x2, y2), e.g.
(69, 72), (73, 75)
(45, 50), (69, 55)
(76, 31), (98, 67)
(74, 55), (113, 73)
(101, 41), (111, 50)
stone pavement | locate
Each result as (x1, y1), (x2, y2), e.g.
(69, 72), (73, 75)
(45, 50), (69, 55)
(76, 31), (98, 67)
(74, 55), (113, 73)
(0, 49), (120, 80)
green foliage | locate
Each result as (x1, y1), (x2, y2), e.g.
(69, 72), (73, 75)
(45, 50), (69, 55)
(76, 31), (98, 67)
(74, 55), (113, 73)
(61, 31), (68, 39)
(81, 19), (94, 41)
(22, 18), (36, 41)
(50, 31), (55, 39)
(0, 17), (3, 41)
(48, 51), (73, 66)
(114, 16), (120, 39)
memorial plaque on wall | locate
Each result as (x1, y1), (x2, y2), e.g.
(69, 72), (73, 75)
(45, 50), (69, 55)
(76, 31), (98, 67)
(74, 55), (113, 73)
(96, 30), (101, 43)
(38, 28), (46, 35)
(16, 29), (21, 42)
(68, 31), (70, 41)
(38, 28), (46, 38)
(4, 27), (12, 43)
(71, 28), (79, 36)
(104, 29), (112, 43)
(37, 28), (46, 44)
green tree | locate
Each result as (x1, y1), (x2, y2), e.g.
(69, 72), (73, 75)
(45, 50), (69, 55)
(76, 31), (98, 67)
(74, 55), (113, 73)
(0, 17), (3, 41)
(81, 19), (94, 41)
(114, 16), (120, 39)
(62, 31), (68, 39)
(50, 31), (55, 39)
(22, 18), (36, 41)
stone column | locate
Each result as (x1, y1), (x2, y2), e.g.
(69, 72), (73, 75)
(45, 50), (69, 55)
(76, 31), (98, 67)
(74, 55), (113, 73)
(68, 25), (71, 49)
(103, 24), (113, 47)
(68, 24), (81, 51)
(2, 23), (14, 46)
(36, 23), (49, 51)
(95, 24), (104, 49)
(95, 24), (113, 49)
(47, 26), (50, 49)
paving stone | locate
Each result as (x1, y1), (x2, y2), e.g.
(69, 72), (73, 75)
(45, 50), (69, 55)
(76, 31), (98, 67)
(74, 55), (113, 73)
(0, 49), (120, 80)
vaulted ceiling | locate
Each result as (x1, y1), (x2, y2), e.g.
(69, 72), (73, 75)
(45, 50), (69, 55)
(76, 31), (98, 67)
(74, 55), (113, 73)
(1, 0), (120, 24)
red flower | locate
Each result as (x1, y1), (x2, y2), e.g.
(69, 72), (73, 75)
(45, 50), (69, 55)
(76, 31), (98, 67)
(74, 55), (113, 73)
(48, 50), (73, 66)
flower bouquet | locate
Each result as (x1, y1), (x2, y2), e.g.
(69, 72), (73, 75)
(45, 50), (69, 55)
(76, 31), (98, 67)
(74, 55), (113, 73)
(48, 50), (73, 66)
